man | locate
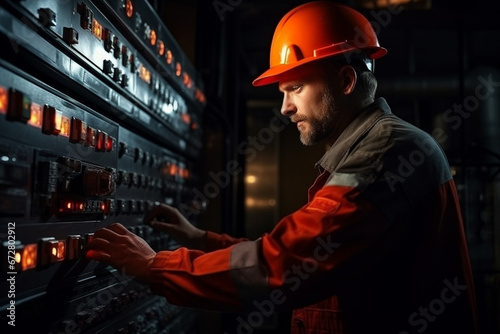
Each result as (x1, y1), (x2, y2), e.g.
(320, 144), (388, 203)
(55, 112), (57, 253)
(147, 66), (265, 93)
(86, 2), (478, 333)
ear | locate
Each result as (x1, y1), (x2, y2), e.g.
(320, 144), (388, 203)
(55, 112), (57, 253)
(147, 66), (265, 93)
(338, 65), (357, 95)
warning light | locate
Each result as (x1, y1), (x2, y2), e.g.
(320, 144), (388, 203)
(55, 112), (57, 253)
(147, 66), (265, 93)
(181, 113), (191, 125)
(150, 29), (157, 46)
(175, 62), (182, 77)
(106, 136), (113, 152)
(76, 202), (84, 211)
(52, 241), (66, 261)
(158, 40), (165, 56)
(140, 65), (151, 85)
(21, 244), (37, 271)
(166, 50), (173, 65)
(28, 103), (43, 128)
(60, 116), (70, 137)
(0, 86), (8, 114)
(96, 130), (108, 152)
(39, 238), (65, 266)
(125, 0), (134, 18)
(92, 18), (102, 40)
(59, 200), (74, 213)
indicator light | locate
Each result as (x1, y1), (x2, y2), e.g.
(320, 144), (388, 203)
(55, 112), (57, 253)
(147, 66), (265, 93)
(92, 18), (102, 40)
(181, 113), (191, 125)
(139, 65), (151, 84)
(96, 130), (108, 152)
(125, 0), (134, 18)
(0, 86), (8, 114)
(7, 89), (31, 123)
(166, 50), (173, 65)
(60, 116), (70, 137)
(28, 103), (43, 128)
(39, 237), (65, 266)
(158, 40), (165, 56)
(70, 117), (87, 144)
(42, 105), (62, 135)
(106, 136), (114, 152)
(21, 243), (37, 271)
(149, 29), (157, 46)
(175, 62), (182, 77)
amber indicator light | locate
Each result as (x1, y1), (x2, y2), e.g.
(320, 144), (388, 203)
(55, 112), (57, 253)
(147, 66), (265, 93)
(150, 29), (157, 46)
(166, 50), (173, 65)
(0, 86), (8, 114)
(125, 0), (134, 18)
(28, 103), (43, 128)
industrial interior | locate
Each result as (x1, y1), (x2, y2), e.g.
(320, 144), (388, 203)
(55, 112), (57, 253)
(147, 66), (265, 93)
(0, 0), (499, 333)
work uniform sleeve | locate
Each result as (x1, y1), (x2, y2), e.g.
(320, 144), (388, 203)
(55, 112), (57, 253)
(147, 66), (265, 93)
(203, 230), (248, 252)
(149, 175), (392, 312)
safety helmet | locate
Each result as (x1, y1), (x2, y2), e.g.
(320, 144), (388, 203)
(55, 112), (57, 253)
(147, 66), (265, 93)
(252, 1), (387, 86)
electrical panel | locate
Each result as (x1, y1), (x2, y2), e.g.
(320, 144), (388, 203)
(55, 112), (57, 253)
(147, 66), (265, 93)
(0, 1), (205, 333)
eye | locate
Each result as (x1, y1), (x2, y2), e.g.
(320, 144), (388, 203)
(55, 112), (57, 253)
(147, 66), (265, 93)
(292, 85), (302, 92)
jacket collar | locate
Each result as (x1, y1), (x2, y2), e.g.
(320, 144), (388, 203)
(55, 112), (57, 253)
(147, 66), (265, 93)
(316, 97), (392, 174)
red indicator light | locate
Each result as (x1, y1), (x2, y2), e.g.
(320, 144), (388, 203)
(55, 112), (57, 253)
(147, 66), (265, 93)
(150, 29), (157, 46)
(0, 86), (8, 114)
(183, 73), (192, 88)
(125, 0), (133, 18)
(70, 117), (87, 144)
(92, 18), (102, 40)
(42, 105), (62, 135)
(28, 103), (43, 128)
(106, 136), (113, 152)
(181, 113), (191, 125)
(76, 202), (84, 211)
(96, 130), (108, 152)
(195, 88), (206, 104)
(21, 244), (37, 271)
(166, 50), (173, 65)
(54, 241), (66, 261)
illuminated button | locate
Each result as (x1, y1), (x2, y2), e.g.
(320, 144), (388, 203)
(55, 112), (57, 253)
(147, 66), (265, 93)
(83, 168), (115, 196)
(39, 238), (65, 266)
(28, 103), (43, 128)
(0, 86), (7, 114)
(66, 235), (83, 260)
(158, 40), (165, 56)
(59, 199), (74, 213)
(20, 243), (38, 271)
(7, 89), (31, 123)
(63, 27), (79, 45)
(102, 199), (113, 214)
(92, 18), (102, 40)
(38, 8), (56, 27)
(95, 130), (108, 152)
(85, 233), (94, 245)
(42, 105), (62, 135)
(125, 0), (133, 17)
(60, 116), (70, 137)
(175, 62), (182, 77)
(149, 29), (157, 46)
(106, 136), (113, 152)
(165, 50), (173, 65)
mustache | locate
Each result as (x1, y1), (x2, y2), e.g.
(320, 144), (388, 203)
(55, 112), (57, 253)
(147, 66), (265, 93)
(290, 116), (307, 123)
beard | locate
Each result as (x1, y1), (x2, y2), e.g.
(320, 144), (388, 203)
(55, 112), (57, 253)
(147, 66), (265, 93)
(297, 88), (337, 146)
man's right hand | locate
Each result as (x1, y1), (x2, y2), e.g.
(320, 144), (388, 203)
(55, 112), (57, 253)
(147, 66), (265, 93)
(143, 203), (206, 250)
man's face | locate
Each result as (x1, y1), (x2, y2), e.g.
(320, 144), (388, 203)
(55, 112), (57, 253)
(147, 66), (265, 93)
(278, 62), (341, 146)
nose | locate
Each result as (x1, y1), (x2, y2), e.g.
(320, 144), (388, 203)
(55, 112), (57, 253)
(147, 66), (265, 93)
(280, 92), (297, 116)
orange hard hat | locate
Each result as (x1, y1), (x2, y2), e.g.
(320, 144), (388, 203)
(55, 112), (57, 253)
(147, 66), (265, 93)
(252, 1), (387, 86)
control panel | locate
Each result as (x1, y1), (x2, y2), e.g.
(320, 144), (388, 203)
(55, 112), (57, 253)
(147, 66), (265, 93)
(0, 0), (205, 333)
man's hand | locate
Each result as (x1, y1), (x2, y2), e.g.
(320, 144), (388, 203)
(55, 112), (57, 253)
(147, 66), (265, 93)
(143, 203), (206, 250)
(86, 223), (156, 281)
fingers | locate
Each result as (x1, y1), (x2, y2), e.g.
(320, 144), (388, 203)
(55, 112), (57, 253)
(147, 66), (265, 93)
(143, 203), (178, 225)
